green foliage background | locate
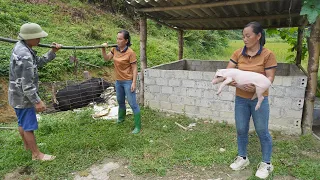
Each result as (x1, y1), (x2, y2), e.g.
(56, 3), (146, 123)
(0, 0), (230, 82)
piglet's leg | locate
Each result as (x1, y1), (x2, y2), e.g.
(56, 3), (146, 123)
(217, 77), (233, 95)
(254, 87), (265, 111)
(251, 93), (257, 100)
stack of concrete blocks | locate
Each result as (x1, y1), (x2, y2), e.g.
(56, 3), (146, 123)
(143, 60), (307, 135)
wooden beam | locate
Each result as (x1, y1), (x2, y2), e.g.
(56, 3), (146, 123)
(302, 17), (320, 135)
(178, 30), (184, 60)
(145, 14), (182, 31)
(295, 26), (305, 65)
(164, 13), (301, 24)
(136, 0), (283, 12)
(139, 15), (147, 106)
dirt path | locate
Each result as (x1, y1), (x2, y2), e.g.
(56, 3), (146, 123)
(0, 77), (16, 123)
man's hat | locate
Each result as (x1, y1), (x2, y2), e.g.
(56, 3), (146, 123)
(18, 22), (48, 40)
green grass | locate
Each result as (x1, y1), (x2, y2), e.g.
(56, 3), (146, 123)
(1, 108), (320, 179)
(215, 40), (294, 63)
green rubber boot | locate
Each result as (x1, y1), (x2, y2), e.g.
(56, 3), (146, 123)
(132, 112), (141, 134)
(117, 109), (126, 123)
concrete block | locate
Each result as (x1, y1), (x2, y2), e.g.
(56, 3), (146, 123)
(273, 97), (292, 108)
(174, 70), (188, 79)
(199, 107), (216, 115)
(144, 69), (148, 77)
(282, 77), (292, 86)
(161, 86), (173, 94)
(203, 89), (219, 99)
(299, 77), (307, 88)
(219, 111), (235, 120)
(269, 86), (286, 97)
(196, 98), (212, 108)
(144, 92), (155, 100)
(155, 94), (169, 101)
(145, 78), (156, 85)
(168, 79), (181, 87)
(161, 70), (176, 78)
(182, 97), (196, 106)
(203, 72), (215, 81)
(218, 92), (235, 101)
(148, 69), (161, 77)
(147, 85), (161, 93)
(182, 80), (195, 88)
(185, 105), (199, 114)
(156, 78), (168, 86)
(285, 87), (305, 98)
(168, 95), (183, 104)
(195, 81), (214, 90)
(270, 107), (282, 118)
(273, 76), (282, 86)
(282, 109), (303, 119)
(160, 101), (172, 110)
(211, 101), (233, 111)
(173, 87), (188, 96)
(187, 88), (203, 97)
(171, 103), (185, 113)
(188, 71), (203, 80)
(228, 86), (236, 93)
(147, 100), (160, 109)
(291, 98), (304, 110)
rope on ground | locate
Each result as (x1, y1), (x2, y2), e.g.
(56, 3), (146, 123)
(0, 37), (117, 49)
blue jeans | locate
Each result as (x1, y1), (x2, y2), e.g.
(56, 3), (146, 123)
(235, 96), (272, 163)
(115, 80), (140, 114)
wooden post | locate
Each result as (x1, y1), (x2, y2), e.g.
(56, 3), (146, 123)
(302, 17), (320, 134)
(295, 26), (304, 65)
(178, 30), (184, 60)
(139, 15), (147, 106)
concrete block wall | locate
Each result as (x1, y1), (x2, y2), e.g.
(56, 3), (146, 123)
(142, 60), (307, 135)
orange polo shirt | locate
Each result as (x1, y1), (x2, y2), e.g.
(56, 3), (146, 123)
(230, 46), (277, 99)
(111, 46), (137, 80)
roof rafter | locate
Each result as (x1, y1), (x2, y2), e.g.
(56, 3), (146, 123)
(164, 13), (301, 24)
(136, 0), (284, 12)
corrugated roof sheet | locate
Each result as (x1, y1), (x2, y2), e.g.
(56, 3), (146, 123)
(126, 0), (308, 30)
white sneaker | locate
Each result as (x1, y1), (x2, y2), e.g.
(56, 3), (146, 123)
(255, 162), (274, 179)
(229, 156), (250, 170)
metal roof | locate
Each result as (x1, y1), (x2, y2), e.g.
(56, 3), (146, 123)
(126, 0), (308, 30)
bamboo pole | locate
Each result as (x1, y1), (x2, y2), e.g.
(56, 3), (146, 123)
(0, 37), (117, 49)
(302, 17), (320, 134)
(139, 15), (147, 106)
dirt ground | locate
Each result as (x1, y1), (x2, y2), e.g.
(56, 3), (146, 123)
(4, 158), (298, 180)
(0, 77), (16, 123)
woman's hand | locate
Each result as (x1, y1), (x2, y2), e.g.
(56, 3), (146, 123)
(51, 42), (62, 53)
(228, 80), (237, 86)
(101, 42), (108, 49)
(131, 82), (136, 92)
(243, 83), (255, 92)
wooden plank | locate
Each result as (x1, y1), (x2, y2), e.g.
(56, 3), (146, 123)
(139, 15), (147, 106)
(136, 0), (284, 12)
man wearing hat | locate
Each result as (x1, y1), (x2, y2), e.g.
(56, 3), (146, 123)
(8, 22), (62, 161)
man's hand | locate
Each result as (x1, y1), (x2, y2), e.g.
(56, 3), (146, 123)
(131, 82), (136, 92)
(35, 100), (46, 112)
(51, 42), (62, 53)
(243, 83), (255, 92)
